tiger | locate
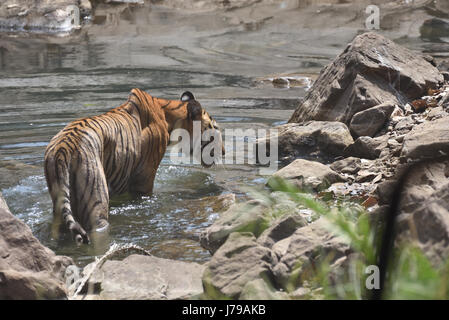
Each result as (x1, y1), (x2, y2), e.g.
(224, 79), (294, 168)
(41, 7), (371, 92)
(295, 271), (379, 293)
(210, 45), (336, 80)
(44, 88), (224, 245)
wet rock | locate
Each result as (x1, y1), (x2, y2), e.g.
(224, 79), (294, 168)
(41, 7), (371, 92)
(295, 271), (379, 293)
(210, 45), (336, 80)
(83, 254), (205, 300)
(400, 116), (449, 160)
(0, 0), (85, 34)
(202, 232), (277, 299)
(349, 103), (396, 138)
(257, 214), (307, 249)
(344, 135), (389, 160)
(271, 159), (345, 191)
(330, 157), (362, 175)
(289, 32), (443, 125)
(0, 192), (73, 299)
(260, 121), (354, 162)
(199, 200), (271, 254)
(272, 218), (349, 290)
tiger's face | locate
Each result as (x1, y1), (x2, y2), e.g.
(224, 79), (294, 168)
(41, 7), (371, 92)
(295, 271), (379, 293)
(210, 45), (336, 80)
(180, 91), (225, 167)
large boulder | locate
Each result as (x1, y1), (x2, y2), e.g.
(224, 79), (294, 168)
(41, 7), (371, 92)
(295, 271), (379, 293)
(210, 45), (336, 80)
(271, 159), (345, 191)
(80, 254), (205, 300)
(289, 32), (443, 125)
(0, 192), (73, 299)
(202, 232), (278, 299)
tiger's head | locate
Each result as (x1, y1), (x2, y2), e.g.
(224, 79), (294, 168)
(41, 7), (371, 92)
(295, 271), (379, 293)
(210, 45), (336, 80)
(171, 91), (225, 167)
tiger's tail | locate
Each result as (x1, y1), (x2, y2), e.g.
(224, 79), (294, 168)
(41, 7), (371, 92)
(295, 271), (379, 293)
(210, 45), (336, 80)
(44, 147), (89, 245)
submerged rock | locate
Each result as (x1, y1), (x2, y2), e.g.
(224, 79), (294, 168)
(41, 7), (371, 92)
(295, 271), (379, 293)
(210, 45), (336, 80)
(0, 192), (73, 299)
(289, 32), (443, 125)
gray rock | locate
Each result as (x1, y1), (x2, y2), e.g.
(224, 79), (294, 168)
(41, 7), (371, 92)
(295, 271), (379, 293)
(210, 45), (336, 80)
(0, 192), (73, 299)
(202, 232), (277, 299)
(401, 116), (449, 160)
(257, 214), (307, 249)
(84, 254), (205, 300)
(289, 32), (443, 125)
(349, 103), (396, 138)
(411, 182), (449, 265)
(259, 121), (354, 162)
(344, 135), (389, 160)
(272, 218), (349, 291)
(199, 200), (271, 254)
(330, 157), (362, 175)
(271, 159), (345, 191)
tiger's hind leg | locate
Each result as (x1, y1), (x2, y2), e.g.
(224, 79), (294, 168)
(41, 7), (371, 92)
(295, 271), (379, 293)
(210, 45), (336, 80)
(70, 154), (110, 236)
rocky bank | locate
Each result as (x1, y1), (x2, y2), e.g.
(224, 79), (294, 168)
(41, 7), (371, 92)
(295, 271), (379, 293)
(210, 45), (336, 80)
(199, 32), (449, 299)
(0, 192), (73, 299)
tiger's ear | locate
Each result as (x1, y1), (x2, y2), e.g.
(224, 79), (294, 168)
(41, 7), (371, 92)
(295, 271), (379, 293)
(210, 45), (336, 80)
(181, 91), (195, 102)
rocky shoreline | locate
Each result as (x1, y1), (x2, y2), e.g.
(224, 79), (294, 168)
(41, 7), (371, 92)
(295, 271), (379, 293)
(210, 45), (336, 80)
(196, 32), (449, 299)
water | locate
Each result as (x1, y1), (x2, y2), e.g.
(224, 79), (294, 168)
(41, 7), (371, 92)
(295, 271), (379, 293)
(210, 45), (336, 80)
(0, 1), (448, 266)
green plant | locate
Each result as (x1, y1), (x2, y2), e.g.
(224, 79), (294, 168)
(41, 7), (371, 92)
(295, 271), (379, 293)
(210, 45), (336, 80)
(263, 176), (449, 300)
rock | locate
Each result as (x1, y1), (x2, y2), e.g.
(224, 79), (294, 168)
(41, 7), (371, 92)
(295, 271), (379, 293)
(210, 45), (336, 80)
(401, 116), (449, 160)
(271, 159), (345, 191)
(410, 182), (449, 265)
(330, 157), (362, 175)
(426, 106), (448, 121)
(0, 192), (73, 299)
(272, 218), (349, 291)
(257, 214), (307, 249)
(259, 121), (354, 163)
(420, 18), (449, 40)
(376, 179), (397, 205)
(393, 116), (415, 133)
(202, 232), (277, 299)
(82, 254), (205, 300)
(399, 160), (449, 214)
(344, 135), (389, 160)
(239, 278), (289, 300)
(199, 200), (271, 254)
(289, 32), (443, 125)
(0, 0), (85, 34)
(0, 269), (68, 300)
(349, 103), (396, 138)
